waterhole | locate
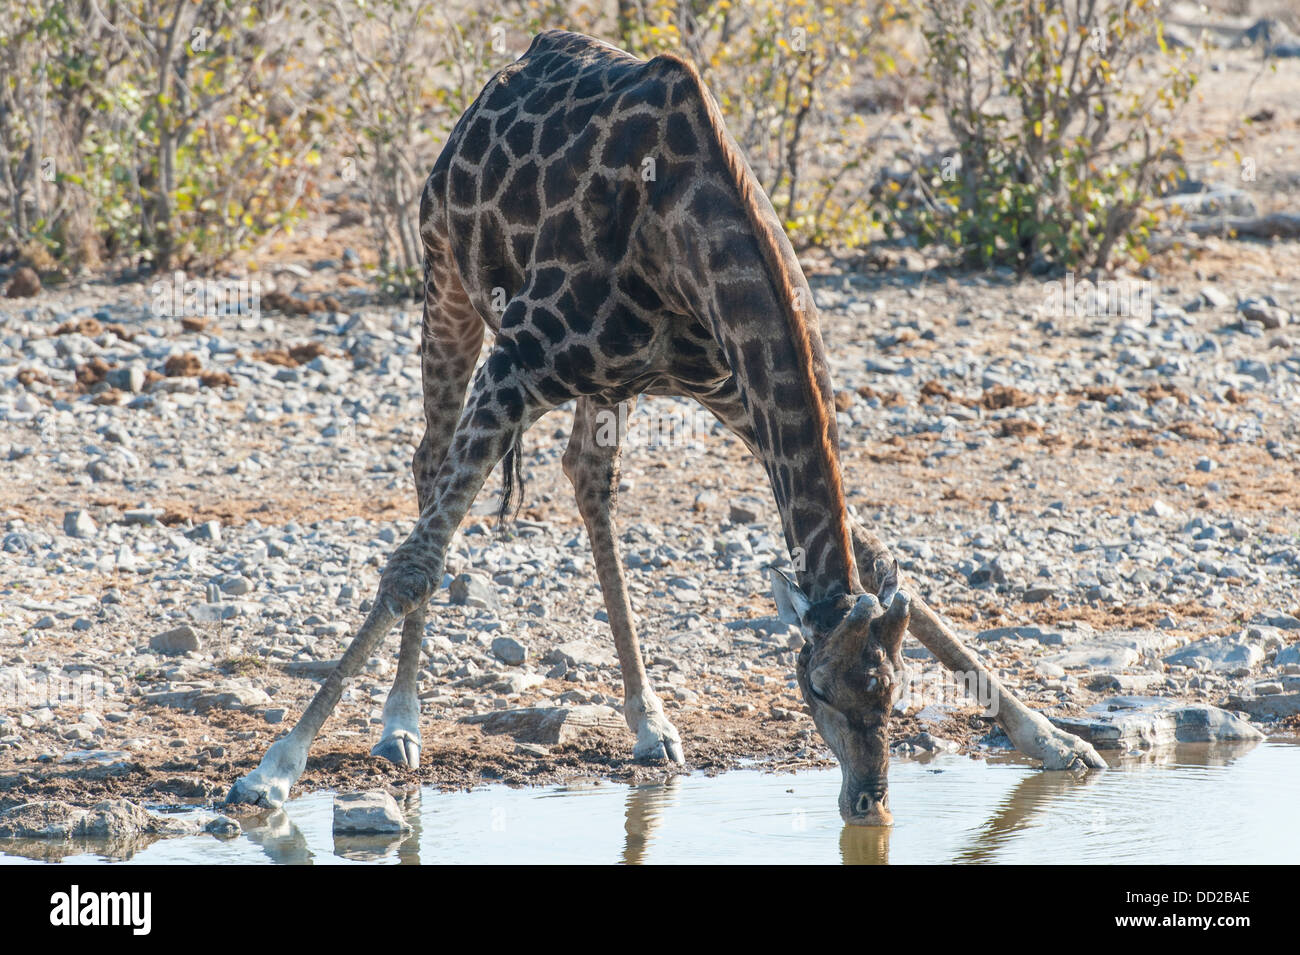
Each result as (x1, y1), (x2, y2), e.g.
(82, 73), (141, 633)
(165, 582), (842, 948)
(3, 740), (1296, 864)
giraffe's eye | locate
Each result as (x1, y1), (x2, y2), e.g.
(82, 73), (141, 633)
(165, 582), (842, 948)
(809, 682), (829, 703)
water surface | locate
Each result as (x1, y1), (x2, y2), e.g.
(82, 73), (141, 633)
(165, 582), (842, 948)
(3, 740), (1296, 864)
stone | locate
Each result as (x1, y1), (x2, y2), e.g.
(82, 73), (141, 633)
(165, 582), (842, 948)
(1087, 672), (1160, 693)
(728, 498), (761, 523)
(123, 508), (163, 525)
(1049, 646), (1139, 669)
(189, 602), (239, 622)
(1035, 661), (1066, 680)
(142, 688), (201, 710)
(1164, 636), (1264, 674)
(544, 640), (616, 669)
(205, 815), (242, 838)
(692, 490), (719, 512)
(975, 625), (1072, 646)
(1169, 704), (1263, 743)
(1239, 300), (1290, 329)
(1050, 697), (1262, 750)
(1227, 692), (1300, 720)
(0, 798), (173, 841)
(58, 750), (131, 766)
(185, 520), (222, 543)
(490, 636), (528, 666)
(460, 704), (624, 745)
(1275, 645), (1300, 667)
(221, 575), (254, 596)
(1252, 611), (1300, 631)
(448, 572), (496, 609)
(4, 266), (41, 298)
(106, 365), (147, 394)
(150, 624), (202, 655)
(332, 791), (410, 835)
(194, 686), (272, 712)
(1146, 500), (1176, 519)
(62, 509), (97, 539)
(1198, 286), (1231, 309)
(491, 671), (544, 695)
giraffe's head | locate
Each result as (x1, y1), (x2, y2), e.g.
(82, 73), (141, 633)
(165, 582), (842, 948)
(770, 563), (909, 826)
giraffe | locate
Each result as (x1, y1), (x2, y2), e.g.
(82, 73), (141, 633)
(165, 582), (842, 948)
(226, 30), (1104, 823)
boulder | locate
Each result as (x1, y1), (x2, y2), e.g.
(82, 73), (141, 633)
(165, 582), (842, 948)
(332, 791), (410, 835)
(543, 640), (616, 669)
(0, 798), (193, 841)
(1164, 635), (1264, 674)
(490, 636), (527, 666)
(1226, 692), (1300, 720)
(1049, 696), (1263, 751)
(448, 572), (496, 610)
(460, 704), (624, 745)
(150, 624), (202, 655)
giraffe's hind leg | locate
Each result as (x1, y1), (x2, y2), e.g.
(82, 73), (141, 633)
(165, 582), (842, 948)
(563, 397), (684, 764)
(373, 239), (485, 770)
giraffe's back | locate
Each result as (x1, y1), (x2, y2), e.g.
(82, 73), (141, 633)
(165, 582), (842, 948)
(424, 32), (781, 397)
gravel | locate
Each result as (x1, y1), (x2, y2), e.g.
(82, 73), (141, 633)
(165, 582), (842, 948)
(0, 256), (1297, 792)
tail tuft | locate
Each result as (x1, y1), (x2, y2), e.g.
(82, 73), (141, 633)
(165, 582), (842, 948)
(497, 434), (526, 525)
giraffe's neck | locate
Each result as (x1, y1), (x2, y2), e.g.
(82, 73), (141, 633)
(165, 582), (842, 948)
(714, 283), (860, 603)
(650, 53), (859, 602)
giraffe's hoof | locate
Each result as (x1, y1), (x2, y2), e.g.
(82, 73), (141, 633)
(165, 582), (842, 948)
(225, 777), (277, 810)
(225, 736), (305, 809)
(633, 716), (685, 765)
(371, 731), (421, 769)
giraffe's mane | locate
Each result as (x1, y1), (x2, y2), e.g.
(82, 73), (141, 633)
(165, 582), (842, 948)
(654, 52), (858, 589)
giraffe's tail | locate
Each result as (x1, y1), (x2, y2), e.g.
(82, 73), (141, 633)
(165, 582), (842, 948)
(497, 432), (526, 525)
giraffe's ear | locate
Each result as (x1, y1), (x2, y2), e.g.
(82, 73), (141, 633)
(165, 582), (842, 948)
(769, 566), (811, 627)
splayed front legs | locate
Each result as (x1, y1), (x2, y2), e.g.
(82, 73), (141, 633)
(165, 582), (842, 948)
(695, 381), (1105, 772)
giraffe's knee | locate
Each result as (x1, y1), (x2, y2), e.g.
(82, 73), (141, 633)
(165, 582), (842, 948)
(378, 561), (437, 618)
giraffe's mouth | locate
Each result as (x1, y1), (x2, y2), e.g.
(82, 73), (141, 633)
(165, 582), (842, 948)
(846, 790), (893, 827)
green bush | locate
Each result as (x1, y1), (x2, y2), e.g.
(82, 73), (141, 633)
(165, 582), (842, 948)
(895, 0), (1200, 271)
(620, 0), (902, 248)
(0, 0), (1208, 280)
(2, 0), (330, 271)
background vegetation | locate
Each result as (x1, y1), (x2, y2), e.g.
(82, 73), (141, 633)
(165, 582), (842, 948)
(0, 0), (1215, 290)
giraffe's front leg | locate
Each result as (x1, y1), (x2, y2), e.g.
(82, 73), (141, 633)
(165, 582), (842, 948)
(225, 731), (312, 809)
(228, 353), (553, 806)
(371, 608), (424, 768)
(849, 522), (1106, 771)
(563, 398), (684, 765)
